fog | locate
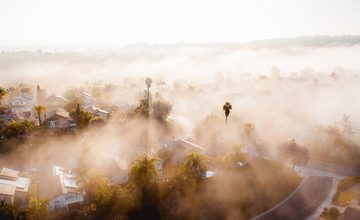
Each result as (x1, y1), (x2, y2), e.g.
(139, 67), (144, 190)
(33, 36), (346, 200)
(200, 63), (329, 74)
(1, 40), (360, 219)
(1, 41), (360, 172)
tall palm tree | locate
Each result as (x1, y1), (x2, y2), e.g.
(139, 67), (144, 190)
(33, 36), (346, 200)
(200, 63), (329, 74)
(130, 155), (159, 188)
(145, 77), (152, 92)
(34, 105), (46, 126)
(145, 78), (152, 153)
(223, 102), (232, 124)
(183, 152), (207, 181)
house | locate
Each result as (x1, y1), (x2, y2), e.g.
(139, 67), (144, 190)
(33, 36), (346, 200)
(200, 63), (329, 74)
(85, 106), (110, 118)
(98, 153), (163, 185)
(44, 108), (76, 130)
(82, 92), (95, 109)
(0, 167), (30, 204)
(48, 166), (84, 211)
(10, 93), (36, 113)
(158, 138), (205, 166)
(45, 94), (68, 109)
(96, 153), (129, 185)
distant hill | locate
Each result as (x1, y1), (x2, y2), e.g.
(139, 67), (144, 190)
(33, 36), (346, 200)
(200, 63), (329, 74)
(1, 35), (360, 52)
(242, 35), (360, 48)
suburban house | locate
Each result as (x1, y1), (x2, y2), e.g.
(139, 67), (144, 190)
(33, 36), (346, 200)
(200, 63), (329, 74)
(98, 152), (163, 185)
(98, 153), (129, 185)
(9, 92), (36, 113)
(44, 108), (76, 130)
(82, 92), (95, 109)
(0, 167), (30, 204)
(158, 138), (205, 166)
(48, 166), (84, 211)
(45, 94), (68, 109)
(85, 106), (110, 118)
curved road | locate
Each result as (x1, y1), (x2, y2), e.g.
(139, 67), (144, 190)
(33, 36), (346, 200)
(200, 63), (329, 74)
(251, 176), (333, 220)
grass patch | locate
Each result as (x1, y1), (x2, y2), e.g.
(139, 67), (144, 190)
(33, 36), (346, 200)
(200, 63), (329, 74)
(332, 191), (358, 206)
(337, 177), (360, 191)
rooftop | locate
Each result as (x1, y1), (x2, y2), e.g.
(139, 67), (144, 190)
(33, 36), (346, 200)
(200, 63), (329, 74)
(52, 165), (80, 194)
(1, 167), (19, 179)
(0, 183), (16, 196)
(0, 168), (30, 194)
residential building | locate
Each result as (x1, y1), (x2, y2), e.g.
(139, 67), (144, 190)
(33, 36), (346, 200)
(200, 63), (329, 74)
(10, 93), (36, 113)
(0, 167), (30, 204)
(44, 108), (76, 130)
(48, 166), (84, 211)
(82, 92), (95, 109)
(85, 106), (110, 118)
(158, 138), (205, 166)
(45, 94), (68, 109)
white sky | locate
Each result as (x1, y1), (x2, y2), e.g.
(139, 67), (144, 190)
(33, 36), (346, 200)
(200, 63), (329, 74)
(0, 0), (359, 46)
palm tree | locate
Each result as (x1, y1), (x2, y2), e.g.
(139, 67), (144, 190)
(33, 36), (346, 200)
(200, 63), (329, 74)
(145, 77), (152, 92)
(183, 152), (207, 181)
(34, 105), (46, 126)
(145, 78), (152, 153)
(130, 155), (159, 188)
(223, 102), (232, 124)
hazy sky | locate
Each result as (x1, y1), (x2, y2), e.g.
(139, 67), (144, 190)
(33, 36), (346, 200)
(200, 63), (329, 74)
(0, 0), (359, 46)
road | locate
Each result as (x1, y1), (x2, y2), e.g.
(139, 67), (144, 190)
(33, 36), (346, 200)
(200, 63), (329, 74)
(176, 117), (358, 220)
(251, 176), (333, 220)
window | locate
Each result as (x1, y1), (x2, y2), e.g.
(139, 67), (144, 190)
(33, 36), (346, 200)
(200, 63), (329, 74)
(49, 120), (56, 128)
(65, 193), (74, 200)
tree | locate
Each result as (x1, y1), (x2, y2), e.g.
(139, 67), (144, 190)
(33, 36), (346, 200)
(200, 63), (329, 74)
(243, 122), (255, 152)
(152, 99), (172, 121)
(0, 87), (7, 105)
(328, 207), (339, 220)
(340, 114), (354, 140)
(79, 169), (111, 210)
(33, 105), (46, 126)
(0, 120), (35, 139)
(278, 139), (309, 167)
(36, 85), (46, 105)
(70, 105), (96, 127)
(26, 196), (49, 220)
(145, 78), (152, 92)
(0, 200), (16, 220)
(129, 155), (160, 220)
(223, 102), (232, 124)
(130, 155), (159, 189)
(182, 152), (207, 182)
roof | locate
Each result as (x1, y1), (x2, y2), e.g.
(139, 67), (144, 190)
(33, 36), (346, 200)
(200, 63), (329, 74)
(161, 138), (205, 152)
(1, 167), (19, 179)
(0, 168), (30, 194)
(46, 108), (71, 120)
(86, 106), (109, 115)
(46, 94), (68, 103)
(0, 183), (16, 196)
(52, 165), (80, 194)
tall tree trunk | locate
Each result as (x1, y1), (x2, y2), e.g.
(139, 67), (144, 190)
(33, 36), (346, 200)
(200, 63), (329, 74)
(38, 111), (41, 126)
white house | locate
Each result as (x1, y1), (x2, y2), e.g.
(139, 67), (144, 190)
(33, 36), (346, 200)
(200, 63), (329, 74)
(158, 138), (205, 166)
(45, 94), (68, 109)
(48, 166), (84, 211)
(85, 106), (110, 118)
(0, 167), (30, 204)
(82, 92), (95, 109)
(10, 93), (36, 113)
